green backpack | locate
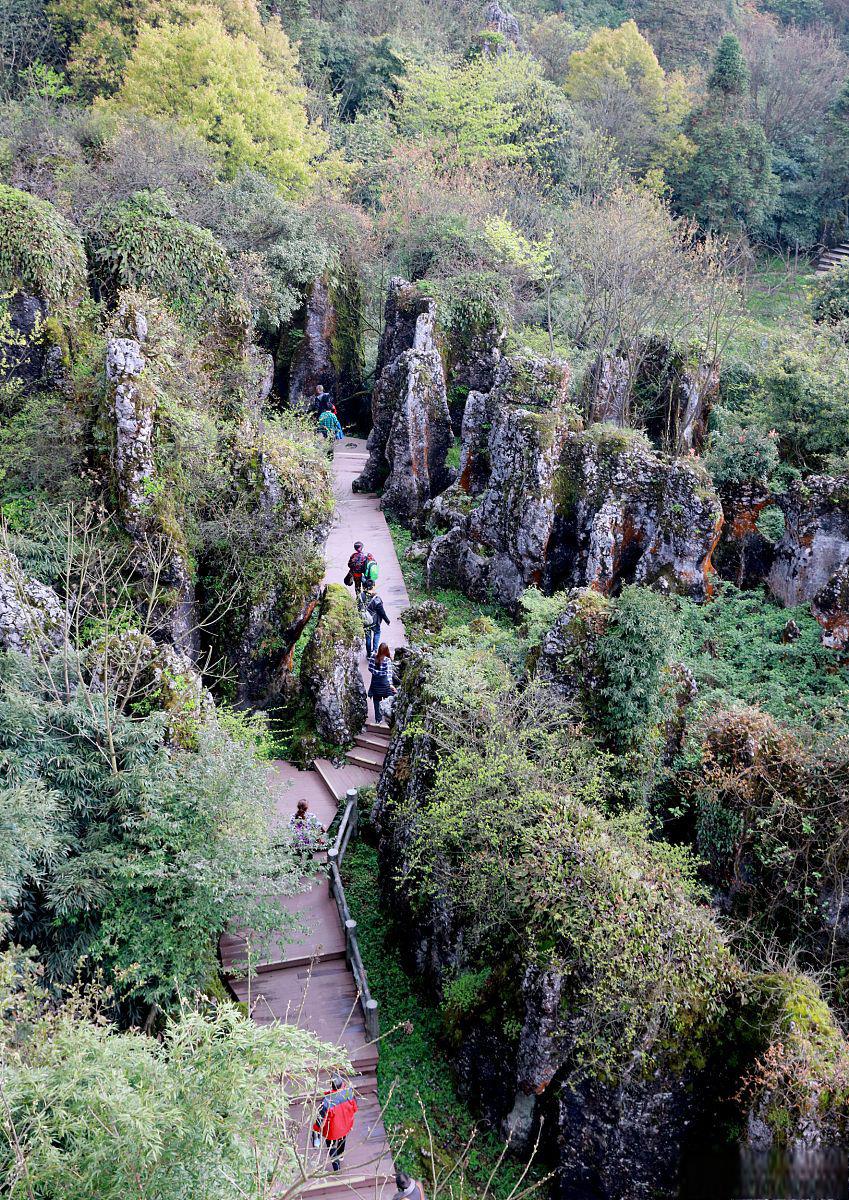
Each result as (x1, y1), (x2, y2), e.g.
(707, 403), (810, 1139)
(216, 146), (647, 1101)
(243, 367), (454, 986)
(363, 558), (379, 585)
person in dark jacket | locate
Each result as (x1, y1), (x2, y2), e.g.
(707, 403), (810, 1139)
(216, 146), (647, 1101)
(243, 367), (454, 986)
(311, 1072), (358, 1172)
(361, 580), (390, 656)
(345, 542), (369, 596)
(315, 383), (332, 413)
(392, 1172), (426, 1200)
(367, 643), (396, 723)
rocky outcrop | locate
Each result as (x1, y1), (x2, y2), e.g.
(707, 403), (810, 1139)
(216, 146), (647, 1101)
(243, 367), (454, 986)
(287, 273), (365, 426)
(0, 291), (67, 394)
(426, 358), (722, 607)
(586, 341), (719, 456)
(426, 353), (573, 608)
(767, 476), (849, 648)
(0, 548), (67, 656)
(713, 483), (776, 589)
(106, 301), (198, 659)
(354, 279), (452, 522)
(300, 584), (367, 745)
(480, 1), (522, 46)
(547, 428), (723, 601)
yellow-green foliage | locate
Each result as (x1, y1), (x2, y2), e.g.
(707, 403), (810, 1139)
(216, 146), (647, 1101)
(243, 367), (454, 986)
(113, 6), (327, 191)
(0, 185), (86, 308)
(563, 20), (693, 175)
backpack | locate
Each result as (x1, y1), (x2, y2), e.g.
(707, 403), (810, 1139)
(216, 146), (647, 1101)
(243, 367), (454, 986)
(364, 557), (379, 584)
(358, 596), (373, 633)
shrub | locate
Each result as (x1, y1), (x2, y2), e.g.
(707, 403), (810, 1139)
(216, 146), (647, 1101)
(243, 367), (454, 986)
(593, 584), (680, 754)
(706, 422), (779, 489)
(1, 651), (307, 1012)
(0, 952), (348, 1199)
(810, 261), (849, 325)
(87, 189), (236, 326)
(395, 625), (732, 1081)
(0, 184), (86, 306)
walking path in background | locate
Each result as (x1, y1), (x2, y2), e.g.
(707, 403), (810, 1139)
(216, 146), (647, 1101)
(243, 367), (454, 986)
(222, 439), (409, 1200)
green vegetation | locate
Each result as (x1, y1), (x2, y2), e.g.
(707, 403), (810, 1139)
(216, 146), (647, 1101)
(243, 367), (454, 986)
(87, 190), (236, 325)
(0, 184), (86, 306)
(1, 949), (347, 1199)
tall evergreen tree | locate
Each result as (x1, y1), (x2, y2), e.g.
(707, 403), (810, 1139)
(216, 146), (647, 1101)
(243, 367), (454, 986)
(673, 32), (778, 233)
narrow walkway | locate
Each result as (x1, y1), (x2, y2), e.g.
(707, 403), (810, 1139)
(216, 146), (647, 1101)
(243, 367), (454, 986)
(221, 439), (409, 1200)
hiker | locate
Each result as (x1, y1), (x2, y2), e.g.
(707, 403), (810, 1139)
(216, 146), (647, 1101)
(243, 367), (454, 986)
(361, 579), (390, 656)
(345, 542), (370, 596)
(311, 1072), (358, 1173)
(289, 800), (327, 854)
(392, 1172), (426, 1200)
(367, 642), (396, 724)
(315, 383), (332, 413)
(318, 405), (343, 443)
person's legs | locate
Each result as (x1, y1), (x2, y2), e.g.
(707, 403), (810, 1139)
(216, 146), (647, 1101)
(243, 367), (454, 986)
(372, 695), (383, 723)
(366, 627), (377, 656)
(325, 1137), (346, 1171)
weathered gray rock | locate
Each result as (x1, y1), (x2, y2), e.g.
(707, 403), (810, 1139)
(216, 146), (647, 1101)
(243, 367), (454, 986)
(0, 548), (67, 656)
(426, 353), (573, 608)
(287, 274), (365, 426)
(106, 301), (198, 659)
(767, 476), (849, 647)
(354, 279), (452, 522)
(480, 1), (522, 45)
(300, 583), (367, 745)
(586, 340), (718, 455)
(547, 428), (723, 601)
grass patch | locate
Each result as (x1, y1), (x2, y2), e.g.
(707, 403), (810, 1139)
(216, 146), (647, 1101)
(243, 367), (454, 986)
(342, 841), (549, 1200)
(387, 518), (513, 633)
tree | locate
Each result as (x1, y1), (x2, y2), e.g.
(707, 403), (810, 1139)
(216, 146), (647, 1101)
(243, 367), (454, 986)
(563, 20), (693, 176)
(114, 8), (327, 192)
(0, 952), (349, 1200)
(707, 32), (750, 99)
(674, 33), (778, 232)
(0, 644), (311, 1012)
(395, 52), (570, 176)
(0, 0), (60, 99)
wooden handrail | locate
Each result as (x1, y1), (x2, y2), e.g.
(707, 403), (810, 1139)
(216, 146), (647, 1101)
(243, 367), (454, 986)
(327, 788), (379, 1042)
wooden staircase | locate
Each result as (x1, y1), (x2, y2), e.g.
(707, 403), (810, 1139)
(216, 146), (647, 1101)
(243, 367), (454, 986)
(221, 721), (395, 1200)
(817, 243), (849, 274)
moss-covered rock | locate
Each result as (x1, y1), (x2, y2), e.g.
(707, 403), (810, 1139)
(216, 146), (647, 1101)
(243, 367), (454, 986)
(740, 971), (849, 1149)
(300, 583), (366, 745)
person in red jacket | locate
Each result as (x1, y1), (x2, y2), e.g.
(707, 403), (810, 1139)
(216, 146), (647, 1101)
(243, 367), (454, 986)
(312, 1073), (358, 1172)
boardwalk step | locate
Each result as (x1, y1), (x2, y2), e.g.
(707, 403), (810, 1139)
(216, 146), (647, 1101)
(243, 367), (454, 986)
(354, 733), (389, 753)
(365, 721), (391, 737)
(224, 948), (346, 975)
(303, 1174), (395, 1199)
(346, 747), (384, 770)
(314, 756), (345, 801)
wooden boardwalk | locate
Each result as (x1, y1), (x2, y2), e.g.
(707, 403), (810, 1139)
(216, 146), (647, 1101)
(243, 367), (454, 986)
(222, 439), (409, 1200)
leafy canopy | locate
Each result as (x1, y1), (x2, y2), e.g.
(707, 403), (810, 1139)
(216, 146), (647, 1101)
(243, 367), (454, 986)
(114, 6), (327, 191)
